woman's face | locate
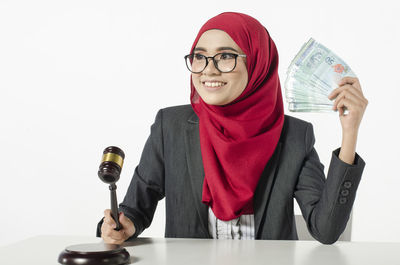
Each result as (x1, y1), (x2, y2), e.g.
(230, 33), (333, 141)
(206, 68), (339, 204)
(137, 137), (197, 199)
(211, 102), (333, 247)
(192, 29), (248, 106)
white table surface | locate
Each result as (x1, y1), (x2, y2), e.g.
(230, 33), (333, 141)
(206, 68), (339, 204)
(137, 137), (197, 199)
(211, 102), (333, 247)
(1, 235), (399, 265)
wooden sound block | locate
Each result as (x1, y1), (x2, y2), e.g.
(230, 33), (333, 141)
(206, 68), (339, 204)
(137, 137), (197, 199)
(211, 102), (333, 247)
(58, 243), (130, 265)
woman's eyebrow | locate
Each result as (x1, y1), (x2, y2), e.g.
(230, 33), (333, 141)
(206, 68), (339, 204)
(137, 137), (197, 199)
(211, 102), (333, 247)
(217, 47), (239, 53)
(194, 47), (207, 52)
(193, 47), (239, 53)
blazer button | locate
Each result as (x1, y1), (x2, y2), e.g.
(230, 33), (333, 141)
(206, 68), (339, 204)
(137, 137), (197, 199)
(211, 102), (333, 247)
(343, 181), (352, 189)
(341, 189), (350, 196)
(339, 197), (347, 204)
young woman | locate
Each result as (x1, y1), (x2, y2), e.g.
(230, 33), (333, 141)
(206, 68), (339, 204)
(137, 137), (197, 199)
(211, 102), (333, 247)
(98, 12), (367, 244)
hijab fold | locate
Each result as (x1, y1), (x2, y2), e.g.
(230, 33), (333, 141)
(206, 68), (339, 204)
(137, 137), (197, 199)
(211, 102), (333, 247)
(190, 12), (284, 221)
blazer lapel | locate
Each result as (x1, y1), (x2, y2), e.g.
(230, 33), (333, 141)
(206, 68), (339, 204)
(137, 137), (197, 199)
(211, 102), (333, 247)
(184, 112), (209, 237)
(253, 141), (283, 239)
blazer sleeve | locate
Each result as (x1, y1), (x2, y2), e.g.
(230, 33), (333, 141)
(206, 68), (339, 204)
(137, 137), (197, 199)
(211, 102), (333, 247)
(96, 109), (166, 239)
(294, 122), (365, 244)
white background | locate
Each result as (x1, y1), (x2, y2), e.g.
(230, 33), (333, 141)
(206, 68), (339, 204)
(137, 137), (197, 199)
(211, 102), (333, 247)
(1, 0), (399, 246)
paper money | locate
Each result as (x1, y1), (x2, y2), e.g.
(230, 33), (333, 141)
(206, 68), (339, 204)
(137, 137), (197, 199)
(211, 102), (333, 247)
(284, 38), (356, 112)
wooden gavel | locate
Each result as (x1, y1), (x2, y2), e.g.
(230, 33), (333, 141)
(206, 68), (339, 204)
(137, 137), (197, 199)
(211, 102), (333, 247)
(98, 146), (125, 231)
(58, 146), (130, 265)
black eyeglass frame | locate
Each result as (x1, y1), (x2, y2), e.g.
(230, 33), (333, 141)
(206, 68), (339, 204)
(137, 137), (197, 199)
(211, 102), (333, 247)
(184, 52), (247, 73)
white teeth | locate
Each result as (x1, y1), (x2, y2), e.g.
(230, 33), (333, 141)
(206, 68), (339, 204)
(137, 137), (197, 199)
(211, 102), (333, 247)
(204, 81), (225, 87)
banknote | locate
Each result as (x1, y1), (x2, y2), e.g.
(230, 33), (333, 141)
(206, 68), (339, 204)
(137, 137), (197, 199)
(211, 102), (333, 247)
(288, 103), (334, 112)
(285, 38), (356, 112)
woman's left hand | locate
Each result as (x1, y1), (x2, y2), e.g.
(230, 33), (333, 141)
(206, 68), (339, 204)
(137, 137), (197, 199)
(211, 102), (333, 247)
(328, 77), (368, 134)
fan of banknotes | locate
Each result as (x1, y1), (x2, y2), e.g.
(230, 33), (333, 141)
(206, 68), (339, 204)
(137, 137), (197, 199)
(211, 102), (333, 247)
(284, 38), (356, 112)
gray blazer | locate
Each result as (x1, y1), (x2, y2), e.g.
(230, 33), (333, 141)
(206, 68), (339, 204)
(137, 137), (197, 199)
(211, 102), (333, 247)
(97, 104), (365, 244)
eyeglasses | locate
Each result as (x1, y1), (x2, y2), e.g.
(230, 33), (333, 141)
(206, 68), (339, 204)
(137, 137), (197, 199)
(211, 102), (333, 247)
(184, 52), (246, 73)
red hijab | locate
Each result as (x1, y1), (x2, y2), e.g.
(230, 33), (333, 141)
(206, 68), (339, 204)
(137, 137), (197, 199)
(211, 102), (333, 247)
(190, 12), (284, 221)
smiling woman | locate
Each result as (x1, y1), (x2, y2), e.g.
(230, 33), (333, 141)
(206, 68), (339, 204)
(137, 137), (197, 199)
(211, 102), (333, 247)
(188, 29), (248, 106)
(98, 12), (367, 244)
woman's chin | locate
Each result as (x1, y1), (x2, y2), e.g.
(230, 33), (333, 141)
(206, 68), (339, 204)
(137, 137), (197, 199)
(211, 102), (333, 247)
(201, 97), (231, 106)
(196, 87), (234, 106)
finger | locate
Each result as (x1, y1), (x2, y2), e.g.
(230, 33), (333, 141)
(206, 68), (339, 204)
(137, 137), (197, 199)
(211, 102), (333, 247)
(107, 239), (122, 244)
(119, 212), (136, 238)
(328, 84), (353, 100)
(119, 213), (133, 229)
(104, 210), (117, 229)
(336, 98), (349, 116)
(104, 238), (124, 245)
(104, 214), (116, 227)
(102, 225), (125, 241)
(328, 87), (339, 100)
(101, 223), (121, 242)
(104, 209), (112, 220)
(101, 228), (123, 245)
(339, 76), (361, 91)
(338, 84), (368, 107)
(333, 87), (364, 110)
(340, 84), (365, 99)
(119, 212), (128, 226)
(101, 221), (107, 235)
(119, 212), (133, 225)
(338, 76), (358, 86)
(103, 218), (116, 229)
(336, 97), (360, 116)
(329, 84), (365, 101)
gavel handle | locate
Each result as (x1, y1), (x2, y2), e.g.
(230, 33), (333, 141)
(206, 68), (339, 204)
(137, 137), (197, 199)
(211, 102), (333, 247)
(109, 183), (122, 231)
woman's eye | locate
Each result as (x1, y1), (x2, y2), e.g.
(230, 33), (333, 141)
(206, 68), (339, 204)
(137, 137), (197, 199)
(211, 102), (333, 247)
(220, 53), (236, 60)
(194, 54), (205, 60)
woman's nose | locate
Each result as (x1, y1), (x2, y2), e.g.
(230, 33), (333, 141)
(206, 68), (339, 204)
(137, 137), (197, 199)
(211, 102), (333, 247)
(202, 58), (220, 75)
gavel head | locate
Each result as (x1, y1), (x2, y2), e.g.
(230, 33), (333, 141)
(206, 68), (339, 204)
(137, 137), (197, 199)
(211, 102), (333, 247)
(98, 146), (125, 184)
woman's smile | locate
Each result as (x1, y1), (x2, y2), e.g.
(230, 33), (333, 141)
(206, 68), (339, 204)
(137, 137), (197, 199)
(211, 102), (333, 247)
(202, 80), (228, 91)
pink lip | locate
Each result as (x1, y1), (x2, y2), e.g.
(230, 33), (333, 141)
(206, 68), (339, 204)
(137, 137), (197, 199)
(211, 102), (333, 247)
(201, 80), (226, 82)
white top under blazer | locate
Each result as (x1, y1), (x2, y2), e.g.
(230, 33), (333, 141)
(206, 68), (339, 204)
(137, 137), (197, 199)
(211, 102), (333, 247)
(208, 207), (255, 239)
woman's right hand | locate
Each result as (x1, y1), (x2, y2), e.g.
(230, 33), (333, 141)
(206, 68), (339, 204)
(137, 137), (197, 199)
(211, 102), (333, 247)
(101, 209), (136, 244)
